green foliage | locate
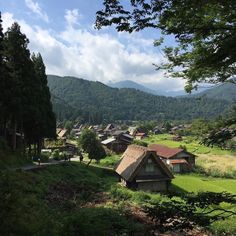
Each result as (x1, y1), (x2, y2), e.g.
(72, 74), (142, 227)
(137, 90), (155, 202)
(144, 192), (236, 231)
(96, 1), (236, 90)
(61, 207), (140, 236)
(98, 155), (120, 167)
(202, 106), (236, 149)
(132, 139), (148, 147)
(79, 129), (106, 163)
(0, 19), (56, 154)
(51, 149), (63, 161)
(47, 75), (231, 122)
(0, 160), (236, 235)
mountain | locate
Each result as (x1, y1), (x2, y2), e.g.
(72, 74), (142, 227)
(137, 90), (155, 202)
(192, 82), (236, 102)
(47, 75), (231, 123)
(107, 80), (158, 95)
(107, 80), (207, 97)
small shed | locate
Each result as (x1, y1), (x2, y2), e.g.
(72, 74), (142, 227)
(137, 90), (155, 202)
(115, 145), (174, 192)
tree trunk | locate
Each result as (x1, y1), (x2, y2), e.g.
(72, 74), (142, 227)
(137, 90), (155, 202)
(37, 139), (42, 156)
(12, 119), (17, 151)
(86, 158), (92, 166)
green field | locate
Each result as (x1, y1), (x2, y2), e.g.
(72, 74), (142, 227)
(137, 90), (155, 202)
(172, 174), (236, 194)
(144, 134), (236, 155)
(143, 134), (236, 178)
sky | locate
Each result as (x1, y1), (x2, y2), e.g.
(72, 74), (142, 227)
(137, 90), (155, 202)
(1, 0), (186, 93)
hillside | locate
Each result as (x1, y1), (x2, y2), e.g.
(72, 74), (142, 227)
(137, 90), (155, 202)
(107, 80), (158, 95)
(193, 82), (236, 102)
(47, 75), (231, 122)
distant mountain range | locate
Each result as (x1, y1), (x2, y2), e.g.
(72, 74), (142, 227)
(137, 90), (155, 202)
(107, 80), (204, 97)
(47, 75), (233, 123)
(107, 80), (158, 96)
(108, 79), (236, 101)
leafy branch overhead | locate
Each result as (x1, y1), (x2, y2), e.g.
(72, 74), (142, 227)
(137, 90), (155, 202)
(144, 191), (236, 231)
(96, 0), (236, 92)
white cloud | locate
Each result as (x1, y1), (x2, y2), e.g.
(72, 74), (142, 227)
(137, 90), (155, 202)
(65, 9), (81, 27)
(25, 0), (49, 22)
(1, 11), (185, 93)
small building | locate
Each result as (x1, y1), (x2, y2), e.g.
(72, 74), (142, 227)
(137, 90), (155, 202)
(149, 144), (195, 173)
(135, 132), (147, 140)
(115, 145), (174, 192)
(101, 132), (134, 153)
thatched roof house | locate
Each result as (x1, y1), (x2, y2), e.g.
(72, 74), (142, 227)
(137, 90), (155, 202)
(115, 145), (174, 192)
(148, 144), (195, 173)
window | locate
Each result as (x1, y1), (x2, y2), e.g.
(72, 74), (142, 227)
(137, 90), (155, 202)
(145, 158), (154, 172)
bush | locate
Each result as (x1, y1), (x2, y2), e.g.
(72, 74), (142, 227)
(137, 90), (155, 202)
(52, 149), (62, 160)
(132, 140), (148, 147)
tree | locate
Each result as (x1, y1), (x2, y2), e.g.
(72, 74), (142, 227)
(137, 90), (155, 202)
(24, 53), (56, 155)
(3, 22), (33, 150)
(96, 1), (236, 92)
(79, 129), (106, 165)
(0, 12), (9, 138)
(145, 191), (236, 232)
(202, 106), (236, 149)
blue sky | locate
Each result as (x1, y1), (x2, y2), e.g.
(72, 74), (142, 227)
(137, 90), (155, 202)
(1, 0), (186, 93)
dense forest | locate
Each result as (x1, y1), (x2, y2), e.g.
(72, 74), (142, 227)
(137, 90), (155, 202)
(0, 16), (56, 153)
(47, 75), (233, 123)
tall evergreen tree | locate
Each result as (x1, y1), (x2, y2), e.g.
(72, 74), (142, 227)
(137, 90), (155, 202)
(31, 53), (56, 154)
(4, 22), (34, 150)
(0, 12), (8, 136)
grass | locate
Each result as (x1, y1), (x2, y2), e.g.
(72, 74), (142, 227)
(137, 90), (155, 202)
(1, 152), (236, 235)
(0, 151), (32, 169)
(145, 134), (236, 155)
(171, 174), (236, 194)
(0, 163), (145, 236)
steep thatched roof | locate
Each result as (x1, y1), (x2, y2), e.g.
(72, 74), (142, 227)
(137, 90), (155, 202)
(115, 145), (174, 182)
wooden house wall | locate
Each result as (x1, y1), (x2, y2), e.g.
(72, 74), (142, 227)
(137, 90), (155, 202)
(137, 181), (168, 192)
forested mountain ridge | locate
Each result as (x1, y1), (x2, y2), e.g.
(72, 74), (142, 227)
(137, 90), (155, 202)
(192, 82), (236, 102)
(47, 75), (232, 123)
(107, 80), (158, 95)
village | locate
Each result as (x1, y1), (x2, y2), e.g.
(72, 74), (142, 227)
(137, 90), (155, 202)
(1, 1), (236, 235)
(36, 121), (233, 193)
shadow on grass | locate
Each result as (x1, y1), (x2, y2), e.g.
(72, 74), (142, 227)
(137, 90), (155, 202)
(61, 206), (144, 236)
(169, 183), (188, 196)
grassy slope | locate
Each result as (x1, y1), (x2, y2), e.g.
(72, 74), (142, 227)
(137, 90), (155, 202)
(1, 160), (236, 235)
(0, 151), (32, 169)
(0, 163), (145, 236)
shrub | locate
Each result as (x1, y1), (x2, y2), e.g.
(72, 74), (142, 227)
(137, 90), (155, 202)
(52, 149), (61, 160)
(132, 140), (148, 147)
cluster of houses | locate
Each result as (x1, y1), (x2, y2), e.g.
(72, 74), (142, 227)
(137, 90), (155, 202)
(57, 122), (196, 192)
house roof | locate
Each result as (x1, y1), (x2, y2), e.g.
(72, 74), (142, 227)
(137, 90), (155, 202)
(104, 124), (114, 131)
(122, 133), (134, 140)
(115, 145), (174, 182)
(57, 129), (68, 138)
(101, 137), (116, 145)
(148, 144), (195, 159)
(135, 132), (146, 136)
